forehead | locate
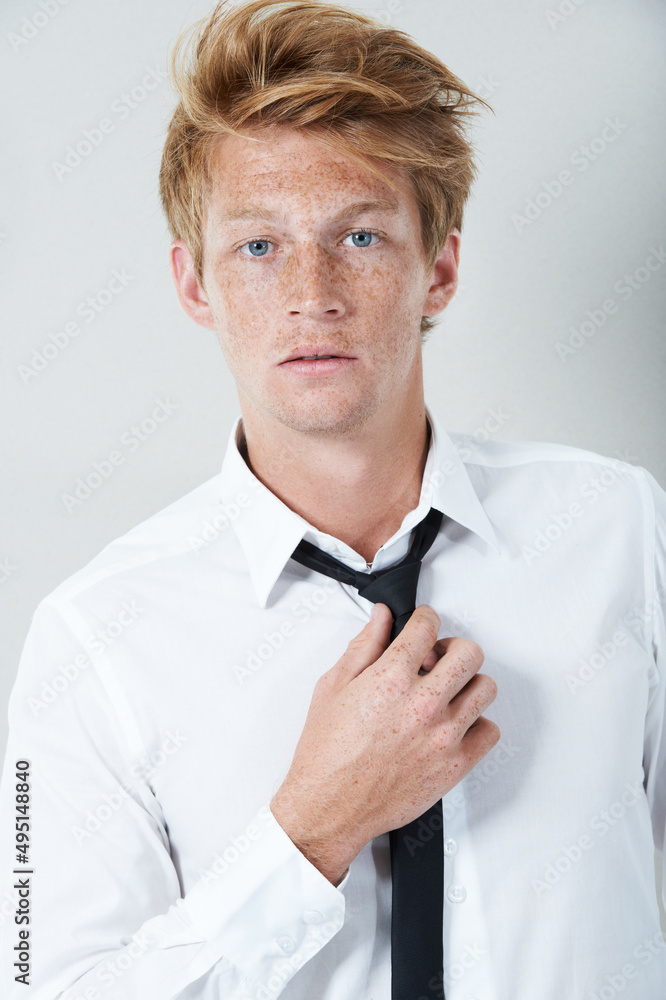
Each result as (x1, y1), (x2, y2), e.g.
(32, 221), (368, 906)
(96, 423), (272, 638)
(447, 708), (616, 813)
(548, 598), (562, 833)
(204, 124), (420, 223)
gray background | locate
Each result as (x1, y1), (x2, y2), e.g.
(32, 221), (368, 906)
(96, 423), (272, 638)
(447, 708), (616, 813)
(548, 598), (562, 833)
(1, 0), (665, 919)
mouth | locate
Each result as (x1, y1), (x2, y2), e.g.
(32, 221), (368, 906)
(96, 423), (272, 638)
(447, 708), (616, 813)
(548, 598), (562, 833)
(279, 345), (356, 365)
(277, 345), (357, 378)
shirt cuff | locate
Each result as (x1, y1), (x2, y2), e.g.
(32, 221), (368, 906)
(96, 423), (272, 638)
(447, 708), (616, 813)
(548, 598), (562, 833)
(182, 803), (346, 992)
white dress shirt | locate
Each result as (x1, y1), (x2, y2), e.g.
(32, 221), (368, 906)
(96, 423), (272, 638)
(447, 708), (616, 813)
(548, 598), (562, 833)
(1, 407), (665, 1000)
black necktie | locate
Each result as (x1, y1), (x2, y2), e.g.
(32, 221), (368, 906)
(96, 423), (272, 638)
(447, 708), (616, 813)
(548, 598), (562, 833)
(291, 507), (445, 1000)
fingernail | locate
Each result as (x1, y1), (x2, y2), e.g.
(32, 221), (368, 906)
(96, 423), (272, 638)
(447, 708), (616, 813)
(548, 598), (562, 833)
(370, 604), (380, 620)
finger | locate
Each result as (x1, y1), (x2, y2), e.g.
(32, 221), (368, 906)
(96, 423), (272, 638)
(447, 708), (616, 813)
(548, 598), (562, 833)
(428, 636), (485, 700)
(387, 604), (441, 675)
(420, 635), (450, 673)
(460, 716), (501, 759)
(421, 635), (474, 673)
(420, 646), (439, 673)
(445, 672), (498, 727)
(335, 603), (393, 681)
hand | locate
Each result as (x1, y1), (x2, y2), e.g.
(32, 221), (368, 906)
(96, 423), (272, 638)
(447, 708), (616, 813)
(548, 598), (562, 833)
(270, 604), (500, 885)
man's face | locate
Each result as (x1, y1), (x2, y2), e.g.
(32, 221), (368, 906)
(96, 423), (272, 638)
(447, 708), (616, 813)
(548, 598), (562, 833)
(176, 125), (457, 437)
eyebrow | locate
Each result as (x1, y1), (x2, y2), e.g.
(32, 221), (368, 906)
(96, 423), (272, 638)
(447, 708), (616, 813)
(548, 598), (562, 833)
(216, 199), (401, 226)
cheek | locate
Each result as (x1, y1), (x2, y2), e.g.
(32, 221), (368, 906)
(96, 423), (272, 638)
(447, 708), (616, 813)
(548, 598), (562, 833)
(361, 267), (426, 337)
(205, 265), (269, 343)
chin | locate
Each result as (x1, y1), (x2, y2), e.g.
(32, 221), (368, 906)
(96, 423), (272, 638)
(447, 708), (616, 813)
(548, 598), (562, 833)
(267, 395), (378, 436)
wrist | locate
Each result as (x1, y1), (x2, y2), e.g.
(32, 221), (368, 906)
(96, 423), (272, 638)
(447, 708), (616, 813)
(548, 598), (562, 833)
(270, 788), (359, 886)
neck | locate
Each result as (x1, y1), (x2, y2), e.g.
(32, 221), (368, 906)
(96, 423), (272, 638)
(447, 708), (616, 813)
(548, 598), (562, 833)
(238, 396), (431, 565)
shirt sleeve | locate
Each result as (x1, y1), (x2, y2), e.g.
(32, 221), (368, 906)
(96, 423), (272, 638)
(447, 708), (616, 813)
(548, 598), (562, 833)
(640, 468), (666, 911)
(0, 597), (346, 1000)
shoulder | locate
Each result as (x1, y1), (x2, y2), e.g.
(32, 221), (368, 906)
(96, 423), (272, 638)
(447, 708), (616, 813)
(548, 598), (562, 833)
(448, 432), (665, 549)
(449, 432), (634, 474)
(450, 432), (656, 495)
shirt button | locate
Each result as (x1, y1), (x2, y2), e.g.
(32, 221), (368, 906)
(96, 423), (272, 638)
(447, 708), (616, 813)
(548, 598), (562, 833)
(276, 935), (296, 954)
(303, 909), (324, 924)
(446, 882), (467, 903)
(444, 837), (458, 855)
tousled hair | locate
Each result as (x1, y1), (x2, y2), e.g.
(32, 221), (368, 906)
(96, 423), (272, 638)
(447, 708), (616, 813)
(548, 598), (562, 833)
(159, 0), (490, 338)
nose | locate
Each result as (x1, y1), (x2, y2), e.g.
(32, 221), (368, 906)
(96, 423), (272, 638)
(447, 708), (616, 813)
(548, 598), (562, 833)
(282, 244), (347, 321)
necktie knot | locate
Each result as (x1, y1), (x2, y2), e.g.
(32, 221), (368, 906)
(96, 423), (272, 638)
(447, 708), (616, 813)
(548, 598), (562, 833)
(356, 556), (422, 634)
(291, 507), (443, 640)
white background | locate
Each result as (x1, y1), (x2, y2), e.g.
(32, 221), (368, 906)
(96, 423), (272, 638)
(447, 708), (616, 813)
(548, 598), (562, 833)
(1, 0), (665, 918)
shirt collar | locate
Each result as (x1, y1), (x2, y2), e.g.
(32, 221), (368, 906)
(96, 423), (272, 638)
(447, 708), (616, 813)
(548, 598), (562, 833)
(218, 407), (499, 607)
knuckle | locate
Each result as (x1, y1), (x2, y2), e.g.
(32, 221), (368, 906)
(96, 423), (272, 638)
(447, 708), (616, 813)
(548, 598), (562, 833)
(479, 719), (501, 751)
(434, 718), (461, 753)
(480, 674), (498, 701)
(409, 611), (439, 644)
(463, 640), (485, 668)
(422, 604), (442, 631)
(409, 623), (433, 649)
(314, 667), (335, 692)
(412, 604), (442, 638)
(346, 633), (367, 655)
(487, 720), (501, 743)
(416, 688), (442, 720)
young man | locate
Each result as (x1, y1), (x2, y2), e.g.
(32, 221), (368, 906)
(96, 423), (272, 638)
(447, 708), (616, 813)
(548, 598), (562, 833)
(1, 1), (665, 998)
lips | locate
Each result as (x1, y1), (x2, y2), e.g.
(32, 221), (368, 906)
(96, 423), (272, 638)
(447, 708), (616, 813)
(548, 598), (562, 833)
(279, 345), (355, 364)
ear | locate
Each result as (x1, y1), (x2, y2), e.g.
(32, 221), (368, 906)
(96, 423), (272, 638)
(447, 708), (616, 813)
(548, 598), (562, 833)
(421, 227), (460, 317)
(169, 240), (216, 330)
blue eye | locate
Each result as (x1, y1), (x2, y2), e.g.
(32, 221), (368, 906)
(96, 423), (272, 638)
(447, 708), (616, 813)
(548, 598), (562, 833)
(348, 231), (377, 247)
(243, 240), (270, 257)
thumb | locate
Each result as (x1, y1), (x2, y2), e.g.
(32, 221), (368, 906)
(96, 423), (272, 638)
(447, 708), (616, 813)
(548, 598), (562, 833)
(336, 603), (393, 682)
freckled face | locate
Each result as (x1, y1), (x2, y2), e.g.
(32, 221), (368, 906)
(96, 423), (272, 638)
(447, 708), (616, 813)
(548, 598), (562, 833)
(200, 125), (435, 435)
